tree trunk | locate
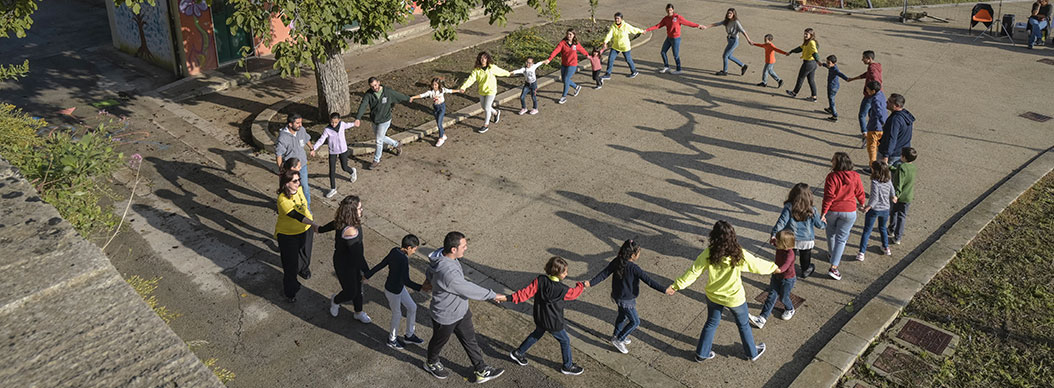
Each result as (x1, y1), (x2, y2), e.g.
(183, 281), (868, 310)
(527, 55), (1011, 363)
(313, 45), (351, 120)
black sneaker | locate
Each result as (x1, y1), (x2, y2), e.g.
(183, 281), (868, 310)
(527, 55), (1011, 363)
(470, 366), (504, 384)
(803, 263), (815, 278)
(509, 351), (528, 366)
(777, 79), (784, 88)
(298, 269), (312, 280)
(740, 64), (749, 76)
(785, 90), (796, 97)
(387, 338), (405, 350)
(391, 144), (402, 156)
(715, 70), (728, 76)
(826, 116), (838, 122)
(560, 363), (584, 375)
(478, 126), (489, 134)
(403, 334), (424, 345)
(694, 351), (716, 362)
(756, 82), (767, 87)
(823, 107), (833, 114)
(423, 361), (449, 379)
(494, 109), (501, 123)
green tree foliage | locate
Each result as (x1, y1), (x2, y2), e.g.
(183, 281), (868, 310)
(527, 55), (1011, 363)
(0, 0), (38, 80)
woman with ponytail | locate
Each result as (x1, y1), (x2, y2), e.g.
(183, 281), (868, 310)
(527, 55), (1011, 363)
(587, 239), (669, 354)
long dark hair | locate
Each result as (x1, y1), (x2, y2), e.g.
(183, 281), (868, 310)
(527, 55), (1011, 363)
(708, 221), (744, 267)
(564, 28), (579, 46)
(277, 168), (298, 196)
(802, 28), (816, 46)
(474, 51), (492, 70)
(722, 8), (738, 25)
(614, 239), (641, 278)
(871, 161), (891, 183)
(787, 183), (815, 222)
(334, 195), (363, 230)
(831, 152), (853, 172)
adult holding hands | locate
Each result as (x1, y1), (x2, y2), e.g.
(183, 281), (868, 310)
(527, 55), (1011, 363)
(704, 8), (754, 76)
(274, 167), (318, 303)
(547, 28), (590, 104)
(644, 3), (704, 74)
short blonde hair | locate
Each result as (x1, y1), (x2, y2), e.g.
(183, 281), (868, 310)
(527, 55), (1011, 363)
(775, 229), (796, 250)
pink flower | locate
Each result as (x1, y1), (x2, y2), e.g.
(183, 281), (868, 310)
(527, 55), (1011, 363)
(129, 153), (143, 169)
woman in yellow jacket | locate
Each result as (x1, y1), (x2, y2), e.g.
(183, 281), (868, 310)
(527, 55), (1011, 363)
(457, 52), (511, 134)
(601, 12), (644, 80)
(666, 220), (781, 362)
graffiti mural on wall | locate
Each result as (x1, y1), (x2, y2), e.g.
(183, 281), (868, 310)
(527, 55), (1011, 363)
(110, 1), (176, 71)
(179, 0), (219, 75)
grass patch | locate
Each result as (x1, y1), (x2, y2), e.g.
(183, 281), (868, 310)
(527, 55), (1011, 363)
(847, 171), (1054, 387)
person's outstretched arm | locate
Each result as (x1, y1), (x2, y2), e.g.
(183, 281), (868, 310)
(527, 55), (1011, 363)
(510, 278), (538, 304)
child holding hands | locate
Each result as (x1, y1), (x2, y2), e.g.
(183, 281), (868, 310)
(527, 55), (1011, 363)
(509, 256), (587, 375)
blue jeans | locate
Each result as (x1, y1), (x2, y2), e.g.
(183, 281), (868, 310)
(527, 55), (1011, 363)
(560, 66), (578, 97)
(298, 165), (311, 205)
(520, 81), (538, 109)
(1029, 18), (1049, 47)
(433, 103), (446, 138)
(825, 210), (857, 267)
(859, 209), (890, 252)
(613, 304), (640, 342)
(762, 63), (781, 84)
(697, 298), (757, 359)
(827, 87), (839, 117)
(760, 275), (796, 318)
(858, 96), (872, 134)
(604, 49), (637, 76)
(722, 36), (744, 72)
(660, 37), (682, 70)
(516, 327), (573, 369)
(373, 120), (397, 163)
(889, 202), (910, 241)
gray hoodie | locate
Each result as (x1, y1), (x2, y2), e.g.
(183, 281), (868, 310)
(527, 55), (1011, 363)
(426, 249), (497, 325)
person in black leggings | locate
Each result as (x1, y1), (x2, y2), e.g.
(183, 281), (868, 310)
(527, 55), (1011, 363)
(785, 28), (820, 102)
(274, 166), (317, 303)
(318, 195), (373, 323)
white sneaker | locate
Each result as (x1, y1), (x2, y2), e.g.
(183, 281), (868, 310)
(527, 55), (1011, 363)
(748, 314), (766, 329)
(558, 97), (567, 104)
(884, 247), (892, 256)
(435, 135), (446, 147)
(518, 108), (527, 115)
(670, 69), (682, 75)
(856, 252), (866, 262)
(349, 168), (357, 183)
(528, 109), (538, 115)
(781, 309), (796, 320)
(573, 85), (582, 96)
(354, 311), (372, 324)
(325, 188), (338, 199)
(611, 337), (628, 354)
(493, 109), (501, 123)
(329, 293), (339, 317)
(621, 338), (631, 345)
(751, 343), (767, 361)
(660, 66), (670, 73)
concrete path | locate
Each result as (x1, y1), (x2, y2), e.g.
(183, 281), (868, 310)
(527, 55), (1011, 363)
(3, 0), (1052, 387)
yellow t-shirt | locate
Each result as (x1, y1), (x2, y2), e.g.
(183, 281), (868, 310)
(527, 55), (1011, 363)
(275, 190), (312, 237)
(799, 40), (818, 61)
(672, 248), (778, 307)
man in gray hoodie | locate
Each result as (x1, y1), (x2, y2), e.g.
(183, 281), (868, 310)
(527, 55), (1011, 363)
(422, 231), (506, 384)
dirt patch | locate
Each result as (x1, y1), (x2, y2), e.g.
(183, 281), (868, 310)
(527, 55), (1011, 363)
(269, 19), (611, 144)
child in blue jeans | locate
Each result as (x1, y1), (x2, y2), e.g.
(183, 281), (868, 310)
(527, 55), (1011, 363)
(511, 58), (548, 115)
(821, 55), (849, 122)
(587, 239), (668, 354)
(749, 230), (797, 329)
(857, 160), (896, 261)
(509, 256), (587, 375)
(409, 78), (454, 147)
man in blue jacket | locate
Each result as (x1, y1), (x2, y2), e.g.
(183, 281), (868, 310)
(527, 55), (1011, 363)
(877, 93), (915, 165)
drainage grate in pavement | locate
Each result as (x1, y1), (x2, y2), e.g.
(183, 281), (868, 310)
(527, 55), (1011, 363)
(1039, 58), (1054, 65)
(896, 320), (953, 355)
(872, 346), (917, 375)
(753, 291), (805, 311)
(1021, 112), (1052, 122)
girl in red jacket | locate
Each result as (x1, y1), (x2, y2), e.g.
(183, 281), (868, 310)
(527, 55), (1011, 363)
(547, 28), (590, 104)
(821, 152), (866, 280)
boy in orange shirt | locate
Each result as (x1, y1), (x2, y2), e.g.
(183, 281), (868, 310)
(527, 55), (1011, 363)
(752, 34), (788, 88)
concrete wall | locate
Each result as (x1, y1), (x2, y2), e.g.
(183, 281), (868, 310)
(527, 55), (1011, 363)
(0, 157), (223, 388)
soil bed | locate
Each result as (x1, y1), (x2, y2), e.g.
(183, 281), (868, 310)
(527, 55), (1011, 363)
(269, 19), (612, 144)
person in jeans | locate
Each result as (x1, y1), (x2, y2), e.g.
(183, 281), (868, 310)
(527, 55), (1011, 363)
(821, 55), (849, 121)
(769, 183), (826, 278)
(410, 77), (454, 147)
(784, 28), (820, 101)
(857, 161), (896, 261)
(846, 50), (883, 142)
(749, 229), (798, 329)
(751, 34), (787, 87)
(1028, 0), (1052, 49)
(667, 221), (780, 362)
(365, 234), (426, 349)
(311, 113), (358, 199)
(705, 8), (754, 76)
(275, 114), (315, 205)
(877, 93), (914, 165)
(422, 232), (506, 384)
(644, 3), (703, 74)
(586, 239), (668, 354)
(602, 12), (645, 79)
(509, 256), (587, 375)
(511, 57), (548, 114)
(354, 77), (409, 170)
(889, 147), (918, 245)
(821, 152), (866, 280)
(546, 29), (589, 104)
(457, 52), (511, 133)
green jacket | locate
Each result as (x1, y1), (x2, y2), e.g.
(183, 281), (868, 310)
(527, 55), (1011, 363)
(891, 162), (916, 203)
(355, 87), (410, 124)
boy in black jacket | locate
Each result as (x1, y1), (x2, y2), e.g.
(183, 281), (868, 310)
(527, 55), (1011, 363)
(365, 234), (425, 349)
(509, 256), (587, 375)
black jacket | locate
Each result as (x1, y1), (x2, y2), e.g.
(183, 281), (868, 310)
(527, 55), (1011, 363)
(512, 275), (585, 332)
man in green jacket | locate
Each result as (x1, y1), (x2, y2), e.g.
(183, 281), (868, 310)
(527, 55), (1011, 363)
(354, 77), (410, 170)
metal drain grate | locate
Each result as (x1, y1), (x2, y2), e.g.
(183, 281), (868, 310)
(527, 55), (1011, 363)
(1038, 58), (1054, 65)
(753, 291), (805, 311)
(1021, 112), (1052, 122)
(896, 320), (954, 354)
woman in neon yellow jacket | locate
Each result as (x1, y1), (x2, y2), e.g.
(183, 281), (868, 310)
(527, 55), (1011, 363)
(457, 52), (511, 134)
(666, 220), (781, 362)
(601, 12), (644, 80)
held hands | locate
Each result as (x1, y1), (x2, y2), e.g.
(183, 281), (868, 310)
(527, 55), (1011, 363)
(664, 286), (677, 296)
(353, 119), (361, 127)
(769, 236), (777, 246)
(892, 196), (898, 204)
(421, 280), (432, 293)
(493, 294), (508, 303)
(583, 281), (591, 288)
(309, 150), (316, 158)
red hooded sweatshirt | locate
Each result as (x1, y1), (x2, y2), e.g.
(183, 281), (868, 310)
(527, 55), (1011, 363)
(822, 170), (866, 214)
(548, 39), (589, 67)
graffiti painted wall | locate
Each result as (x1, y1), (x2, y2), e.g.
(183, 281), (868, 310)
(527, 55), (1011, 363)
(178, 0), (219, 75)
(108, 1), (177, 72)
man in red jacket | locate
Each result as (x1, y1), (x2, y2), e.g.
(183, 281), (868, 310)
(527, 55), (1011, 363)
(645, 3), (704, 74)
